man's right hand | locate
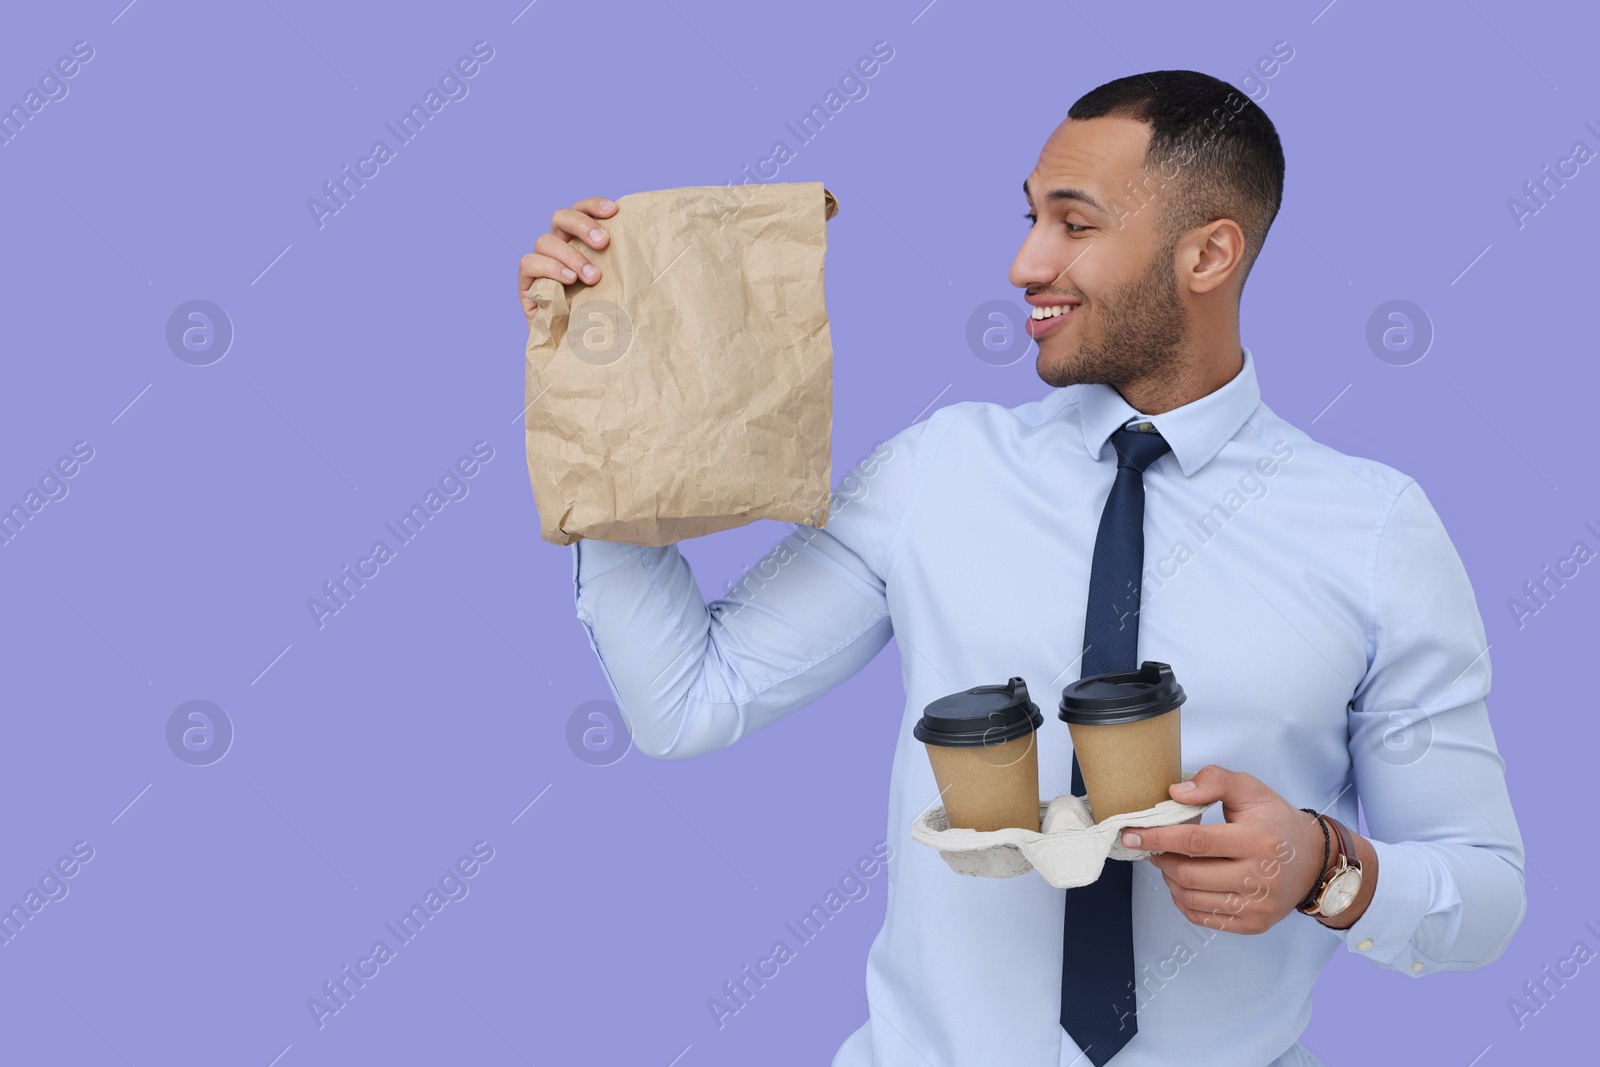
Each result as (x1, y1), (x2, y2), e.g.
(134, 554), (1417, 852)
(518, 196), (619, 327)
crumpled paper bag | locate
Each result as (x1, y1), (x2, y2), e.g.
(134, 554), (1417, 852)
(522, 181), (839, 546)
(910, 772), (1216, 888)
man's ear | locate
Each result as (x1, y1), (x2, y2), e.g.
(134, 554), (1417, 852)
(1182, 219), (1246, 296)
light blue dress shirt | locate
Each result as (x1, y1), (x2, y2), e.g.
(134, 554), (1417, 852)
(568, 347), (1527, 1066)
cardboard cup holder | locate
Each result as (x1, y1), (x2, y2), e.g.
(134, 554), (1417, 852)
(910, 771), (1217, 889)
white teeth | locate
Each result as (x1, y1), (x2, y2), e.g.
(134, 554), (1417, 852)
(1031, 304), (1075, 320)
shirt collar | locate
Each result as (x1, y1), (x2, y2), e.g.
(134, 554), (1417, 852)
(1072, 346), (1262, 477)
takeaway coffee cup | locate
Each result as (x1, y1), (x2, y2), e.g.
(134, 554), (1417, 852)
(914, 677), (1043, 832)
(1058, 661), (1186, 823)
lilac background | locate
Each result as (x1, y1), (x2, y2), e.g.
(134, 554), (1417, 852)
(0, 1), (1593, 1064)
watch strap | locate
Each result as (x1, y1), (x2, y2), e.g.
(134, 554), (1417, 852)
(1323, 816), (1360, 875)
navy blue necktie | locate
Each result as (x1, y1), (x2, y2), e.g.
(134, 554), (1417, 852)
(1061, 423), (1172, 1066)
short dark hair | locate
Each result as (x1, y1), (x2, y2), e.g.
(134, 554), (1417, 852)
(1067, 70), (1285, 286)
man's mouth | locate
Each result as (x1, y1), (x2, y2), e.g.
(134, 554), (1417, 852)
(1025, 301), (1079, 338)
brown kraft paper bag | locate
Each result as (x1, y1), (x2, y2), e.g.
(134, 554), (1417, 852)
(522, 181), (839, 546)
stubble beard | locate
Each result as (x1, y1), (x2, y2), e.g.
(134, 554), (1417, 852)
(1035, 247), (1191, 391)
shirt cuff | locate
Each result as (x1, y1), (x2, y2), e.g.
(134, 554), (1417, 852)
(1328, 838), (1431, 974)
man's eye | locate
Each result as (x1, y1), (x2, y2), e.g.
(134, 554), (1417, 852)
(1022, 212), (1088, 234)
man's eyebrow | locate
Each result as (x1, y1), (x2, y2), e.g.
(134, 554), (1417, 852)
(1022, 178), (1109, 216)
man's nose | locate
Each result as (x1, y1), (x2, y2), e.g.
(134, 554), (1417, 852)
(1008, 229), (1056, 291)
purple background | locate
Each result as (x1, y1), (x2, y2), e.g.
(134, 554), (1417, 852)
(0, 1), (1593, 1064)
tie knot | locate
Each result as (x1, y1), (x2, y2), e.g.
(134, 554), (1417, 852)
(1108, 425), (1172, 474)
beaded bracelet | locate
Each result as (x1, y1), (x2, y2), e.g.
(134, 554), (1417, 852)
(1295, 807), (1330, 911)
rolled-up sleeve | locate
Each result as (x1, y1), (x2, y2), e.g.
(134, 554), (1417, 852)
(568, 411), (945, 760)
(1338, 479), (1527, 973)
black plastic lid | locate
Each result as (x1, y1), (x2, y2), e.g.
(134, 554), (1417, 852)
(914, 676), (1043, 748)
(1058, 661), (1185, 726)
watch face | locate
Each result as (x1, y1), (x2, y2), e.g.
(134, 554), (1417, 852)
(1321, 870), (1361, 915)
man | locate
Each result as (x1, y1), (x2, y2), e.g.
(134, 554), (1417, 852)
(519, 69), (1526, 1067)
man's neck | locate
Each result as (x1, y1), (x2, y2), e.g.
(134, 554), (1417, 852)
(1117, 344), (1244, 415)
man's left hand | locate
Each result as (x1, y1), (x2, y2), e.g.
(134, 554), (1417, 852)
(1119, 764), (1325, 935)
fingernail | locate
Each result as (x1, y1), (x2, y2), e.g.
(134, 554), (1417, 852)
(1173, 780), (1196, 792)
(582, 264), (597, 281)
(600, 200), (615, 210)
(1122, 832), (1141, 847)
(589, 228), (606, 244)
(560, 268), (576, 282)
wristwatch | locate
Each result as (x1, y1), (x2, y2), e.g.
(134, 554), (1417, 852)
(1296, 814), (1363, 919)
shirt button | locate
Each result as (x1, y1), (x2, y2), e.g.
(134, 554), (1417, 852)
(1411, 962), (1424, 972)
(1357, 938), (1373, 951)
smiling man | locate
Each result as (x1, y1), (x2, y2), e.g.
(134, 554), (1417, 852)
(529, 68), (1527, 1067)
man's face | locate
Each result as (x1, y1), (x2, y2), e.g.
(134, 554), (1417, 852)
(1011, 116), (1191, 392)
